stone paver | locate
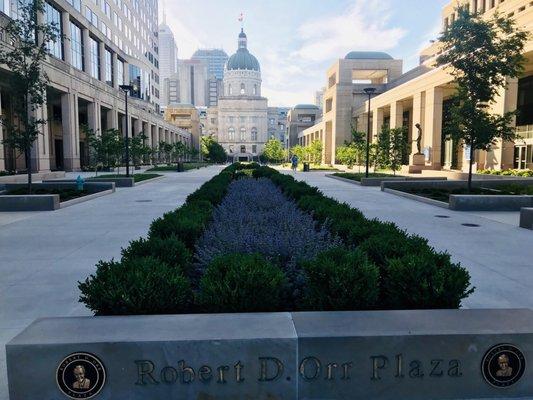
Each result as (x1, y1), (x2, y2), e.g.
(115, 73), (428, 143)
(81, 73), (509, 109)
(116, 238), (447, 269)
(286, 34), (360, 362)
(0, 166), (223, 400)
(290, 172), (533, 310)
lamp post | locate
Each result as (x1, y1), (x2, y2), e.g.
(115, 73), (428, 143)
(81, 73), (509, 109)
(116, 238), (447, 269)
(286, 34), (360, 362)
(119, 84), (134, 177)
(363, 87), (376, 178)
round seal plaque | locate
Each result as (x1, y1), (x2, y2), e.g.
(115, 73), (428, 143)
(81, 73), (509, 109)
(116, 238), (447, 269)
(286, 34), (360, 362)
(482, 344), (525, 388)
(56, 352), (106, 399)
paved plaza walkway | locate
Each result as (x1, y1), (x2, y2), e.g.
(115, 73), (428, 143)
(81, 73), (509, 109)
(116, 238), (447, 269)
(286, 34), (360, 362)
(0, 166), (224, 399)
(290, 171), (533, 310)
(0, 167), (532, 398)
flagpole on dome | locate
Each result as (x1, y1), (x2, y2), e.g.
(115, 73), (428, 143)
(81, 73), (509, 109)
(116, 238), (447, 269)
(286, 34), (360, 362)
(238, 12), (244, 30)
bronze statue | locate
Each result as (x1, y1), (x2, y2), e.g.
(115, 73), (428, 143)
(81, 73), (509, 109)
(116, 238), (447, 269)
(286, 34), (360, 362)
(496, 354), (513, 378)
(72, 365), (91, 389)
(414, 123), (423, 155)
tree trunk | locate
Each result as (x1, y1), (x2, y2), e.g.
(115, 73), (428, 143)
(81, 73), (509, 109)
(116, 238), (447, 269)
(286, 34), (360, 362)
(468, 143), (475, 193)
(26, 147), (32, 195)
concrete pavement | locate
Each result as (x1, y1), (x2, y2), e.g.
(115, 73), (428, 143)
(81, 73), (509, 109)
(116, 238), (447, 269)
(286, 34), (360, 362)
(0, 166), (224, 399)
(290, 171), (533, 310)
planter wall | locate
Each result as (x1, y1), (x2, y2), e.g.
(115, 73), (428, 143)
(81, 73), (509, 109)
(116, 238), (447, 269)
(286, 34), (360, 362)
(45, 178), (134, 187)
(381, 178), (533, 192)
(519, 208), (533, 230)
(450, 195), (533, 211)
(0, 194), (60, 211)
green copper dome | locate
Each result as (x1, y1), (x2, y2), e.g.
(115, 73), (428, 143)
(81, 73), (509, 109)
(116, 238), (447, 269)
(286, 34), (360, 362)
(345, 51), (393, 60)
(226, 29), (260, 71)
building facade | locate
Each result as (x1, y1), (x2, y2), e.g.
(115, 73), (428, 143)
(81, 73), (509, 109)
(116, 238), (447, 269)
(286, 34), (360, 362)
(268, 107), (289, 143)
(164, 103), (201, 151)
(287, 104), (322, 149)
(302, 0), (533, 171)
(0, 0), (191, 173)
(158, 19), (178, 109)
(174, 59), (208, 108)
(211, 29), (268, 160)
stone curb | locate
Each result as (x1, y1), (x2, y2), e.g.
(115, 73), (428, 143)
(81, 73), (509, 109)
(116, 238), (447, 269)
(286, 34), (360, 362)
(60, 188), (116, 209)
(325, 174), (362, 185)
(133, 175), (166, 186)
(382, 187), (450, 209)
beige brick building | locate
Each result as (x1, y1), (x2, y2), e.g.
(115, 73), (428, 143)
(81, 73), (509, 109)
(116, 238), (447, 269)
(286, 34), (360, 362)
(301, 0), (533, 172)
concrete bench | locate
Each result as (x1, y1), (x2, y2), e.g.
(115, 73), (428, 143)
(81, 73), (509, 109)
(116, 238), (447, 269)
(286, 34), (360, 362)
(520, 208), (533, 230)
(7, 309), (533, 399)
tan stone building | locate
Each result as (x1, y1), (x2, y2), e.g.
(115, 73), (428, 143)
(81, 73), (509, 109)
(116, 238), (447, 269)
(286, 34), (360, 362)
(164, 104), (201, 151)
(0, 0), (190, 173)
(302, 0), (533, 171)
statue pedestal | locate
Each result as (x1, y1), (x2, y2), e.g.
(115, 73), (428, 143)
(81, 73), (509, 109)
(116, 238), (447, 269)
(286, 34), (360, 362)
(405, 153), (426, 174)
(410, 153), (425, 166)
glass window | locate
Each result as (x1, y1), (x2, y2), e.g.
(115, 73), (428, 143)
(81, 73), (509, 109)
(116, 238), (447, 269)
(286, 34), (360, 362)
(104, 49), (113, 86)
(70, 22), (83, 70)
(240, 83), (245, 95)
(228, 127), (235, 140)
(89, 37), (100, 79)
(45, 2), (62, 60)
(117, 59), (124, 86)
(251, 127), (258, 141)
(252, 145), (257, 154)
(66, 0), (81, 12)
(240, 127), (246, 141)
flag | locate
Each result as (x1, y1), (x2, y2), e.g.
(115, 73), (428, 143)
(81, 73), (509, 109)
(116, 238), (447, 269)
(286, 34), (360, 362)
(238, 12), (244, 22)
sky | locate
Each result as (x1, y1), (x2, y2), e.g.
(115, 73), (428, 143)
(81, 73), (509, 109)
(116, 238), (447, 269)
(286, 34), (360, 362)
(161, 0), (450, 107)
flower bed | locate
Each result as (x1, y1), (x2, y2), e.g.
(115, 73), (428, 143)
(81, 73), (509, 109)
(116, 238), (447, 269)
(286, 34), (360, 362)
(402, 184), (533, 202)
(89, 173), (162, 183)
(6, 187), (90, 202)
(332, 172), (400, 182)
(79, 163), (474, 315)
(478, 169), (533, 177)
(147, 162), (211, 172)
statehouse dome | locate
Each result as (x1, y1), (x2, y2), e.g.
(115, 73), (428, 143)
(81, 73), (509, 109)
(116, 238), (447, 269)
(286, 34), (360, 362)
(226, 28), (261, 71)
(344, 51), (394, 60)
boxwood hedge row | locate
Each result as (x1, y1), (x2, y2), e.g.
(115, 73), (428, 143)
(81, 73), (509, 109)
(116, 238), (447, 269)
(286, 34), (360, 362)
(79, 163), (474, 315)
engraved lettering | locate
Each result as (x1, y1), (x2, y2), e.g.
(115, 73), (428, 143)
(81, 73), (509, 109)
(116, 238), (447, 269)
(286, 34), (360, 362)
(395, 354), (404, 378)
(371, 356), (388, 381)
(135, 360), (159, 385)
(199, 366), (212, 383)
(430, 360), (444, 377)
(341, 362), (353, 380)
(234, 361), (245, 383)
(178, 360), (195, 384)
(258, 357), (284, 382)
(160, 366), (178, 384)
(448, 360), (462, 377)
(299, 357), (322, 381)
(326, 363), (338, 381)
(409, 360), (424, 379)
(217, 365), (229, 384)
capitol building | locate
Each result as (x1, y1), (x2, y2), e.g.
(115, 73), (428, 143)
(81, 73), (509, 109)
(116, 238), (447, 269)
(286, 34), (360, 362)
(207, 29), (268, 161)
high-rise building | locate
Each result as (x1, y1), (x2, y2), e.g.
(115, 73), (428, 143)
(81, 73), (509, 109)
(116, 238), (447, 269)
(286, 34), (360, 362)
(176, 59), (208, 107)
(192, 49), (229, 80)
(0, 0), (191, 173)
(158, 18), (178, 109)
(268, 107), (289, 143)
(192, 49), (228, 107)
(315, 87), (325, 110)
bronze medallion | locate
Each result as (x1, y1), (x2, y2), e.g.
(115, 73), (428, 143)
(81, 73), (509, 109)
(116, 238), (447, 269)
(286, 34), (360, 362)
(482, 344), (525, 388)
(56, 352), (106, 399)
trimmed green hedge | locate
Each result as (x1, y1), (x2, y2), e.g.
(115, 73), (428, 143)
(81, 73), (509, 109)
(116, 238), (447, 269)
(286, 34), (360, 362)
(79, 163), (474, 315)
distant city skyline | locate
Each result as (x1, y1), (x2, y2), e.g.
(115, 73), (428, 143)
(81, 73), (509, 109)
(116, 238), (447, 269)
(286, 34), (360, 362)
(161, 0), (449, 107)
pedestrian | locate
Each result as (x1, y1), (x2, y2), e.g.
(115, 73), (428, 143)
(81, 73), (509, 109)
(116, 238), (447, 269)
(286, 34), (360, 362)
(291, 154), (299, 172)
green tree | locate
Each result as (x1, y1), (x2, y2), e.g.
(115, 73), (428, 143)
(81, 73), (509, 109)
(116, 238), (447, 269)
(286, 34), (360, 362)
(130, 133), (151, 168)
(262, 137), (286, 164)
(0, 0), (59, 193)
(87, 128), (123, 173)
(389, 127), (408, 175)
(158, 141), (173, 164)
(436, 7), (528, 191)
(307, 140), (323, 165)
(336, 144), (358, 169)
(290, 145), (307, 162)
(207, 140), (227, 163)
(173, 141), (188, 162)
(376, 125), (391, 170)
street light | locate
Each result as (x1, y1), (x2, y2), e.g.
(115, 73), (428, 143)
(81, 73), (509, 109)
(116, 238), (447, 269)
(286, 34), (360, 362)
(119, 84), (134, 177)
(363, 87), (376, 178)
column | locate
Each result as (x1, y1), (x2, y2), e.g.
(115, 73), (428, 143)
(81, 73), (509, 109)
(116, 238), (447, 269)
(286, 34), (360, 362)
(424, 87), (444, 169)
(123, 61), (129, 86)
(87, 101), (101, 134)
(389, 101), (404, 129)
(99, 42), (106, 84)
(61, 11), (72, 66)
(106, 109), (118, 131)
(491, 77), (518, 170)
(112, 52), (119, 90)
(0, 89), (4, 171)
(30, 102), (51, 172)
(82, 28), (92, 76)
(61, 92), (81, 171)
(371, 107), (384, 142)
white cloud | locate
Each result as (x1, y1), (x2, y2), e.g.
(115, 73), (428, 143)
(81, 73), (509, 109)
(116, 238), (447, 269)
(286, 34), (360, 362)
(294, 0), (406, 62)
